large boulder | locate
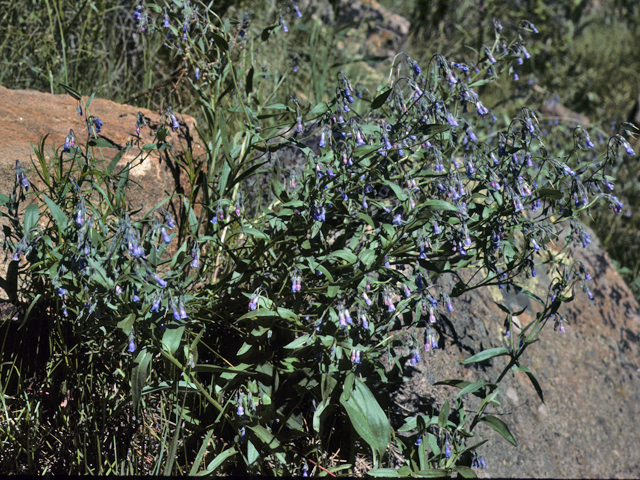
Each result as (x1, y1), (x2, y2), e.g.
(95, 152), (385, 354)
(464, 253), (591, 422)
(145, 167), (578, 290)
(0, 85), (204, 300)
(392, 224), (640, 477)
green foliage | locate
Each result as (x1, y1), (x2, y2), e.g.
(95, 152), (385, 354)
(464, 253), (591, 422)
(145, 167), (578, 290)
(0, 0), (628, 476)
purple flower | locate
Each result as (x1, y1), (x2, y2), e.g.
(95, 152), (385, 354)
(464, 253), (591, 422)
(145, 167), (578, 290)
(163, 15), (170, 27)
(128, 333), (136, 353)
(180, 303), (188, 319)
(393, 214), (402, 226)
(344, 310), (353, 325)
(249, 297), (258, 311)
(294, 5), (302, 17)
(58, 287), (67, 296)
(151, 298), (161, 312)
(131, 243), (145, 258)
(173, 306), (180, 320)
(363, 292), (372, 307)
(154, 275), (167, 288)
(444, 443), (451, 458)
(93, 117), (103, 133)
(237, 404), (244, 416)
(76, 209), (84, 227)
(312, 206), (325, 222)
(446, 113), (458, 127)
(171, 115), (180, 131)
(161, 228), (171, 244)
(319, 132), (326, 148)
(404, 285), (411, 297)
(356, 132), (366, 147)
(446, 299), (454, 312)
(433, 221), (441, 235)
(410, 351), (421, 366)
(282, 19), (288, 33)
(479, 456), (487, 468)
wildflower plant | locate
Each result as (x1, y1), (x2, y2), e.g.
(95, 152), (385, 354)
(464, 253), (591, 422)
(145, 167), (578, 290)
(0, 1), (626, 476)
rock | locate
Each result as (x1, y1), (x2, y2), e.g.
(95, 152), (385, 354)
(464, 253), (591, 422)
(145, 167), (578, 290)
(301, 0), (410, 57)
(391, 224), (640, 477)
(0, 85), (204, 300)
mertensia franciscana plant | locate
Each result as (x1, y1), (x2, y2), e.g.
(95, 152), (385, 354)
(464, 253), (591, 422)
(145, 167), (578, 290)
(1, 0), (634, 476)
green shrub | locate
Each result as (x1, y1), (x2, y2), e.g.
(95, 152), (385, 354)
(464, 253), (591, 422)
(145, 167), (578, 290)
(0, 1), (628, 475)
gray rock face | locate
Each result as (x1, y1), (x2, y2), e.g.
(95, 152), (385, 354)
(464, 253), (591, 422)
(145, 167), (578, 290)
(393, 225), (640, 478)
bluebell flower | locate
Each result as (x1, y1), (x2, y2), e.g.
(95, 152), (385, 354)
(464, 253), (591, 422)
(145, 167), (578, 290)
(479, 456), (487, 468)
(344, 310), (353, 325)
(58, 287), (67, 296)
(312, 206), (325, 222)
(151, 298), (161, 312)
(128, 330), (136, 352)
(163, 14), (170, 27)
(171, 115), (180, 131)
(161, 228), (171, 244)
(294, 4), (302, 18)
(444, 443), (451, 458)
(393, 214), (402, 226)
(173, 305), (180, 320)
(249, 296), (258, 311)
(154, 275), (167, 288)
(446, 299), (454, 312)
(446, 113), (458, 127)
(363, 292), (372, 307)
(93, 117), (103, 133)
(415, 437), (422, 446)
(410, 351), (421, 366)
(180, 302), (188, 319)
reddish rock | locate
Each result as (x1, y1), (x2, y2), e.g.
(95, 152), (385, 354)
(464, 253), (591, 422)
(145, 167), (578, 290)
(0, 85), (204, 300)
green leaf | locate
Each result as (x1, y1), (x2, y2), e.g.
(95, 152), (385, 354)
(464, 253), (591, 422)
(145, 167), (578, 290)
(59, 83), (81, 101)
(422, 199), (459, 211)
(43, 194), (68, 230)
(438, 399), (449, 429)
(142, 143), (158, 151)
(190, 430), (215, 475)
(210, 32), (229, 50)
(117, 313), (135, 335)
(107, 143), (133, 174)
(197, 445), (236, 476)
(456, 381), (492, 400)
(480, 415), (517, 446)
(132, 348), (152, 411)
(327, 249), (357, 264)
(453, 466), (477, 478)
(88, 138), (117, 148)
(368, 468), (401, 477)
(309, 101), (330, 116)
(247, 440), (259, 466)
(513, 365), (544, 403)
(461, 347), (510, 365)
(537, 188), (563, 200)
(162, 325), (185, 355)
(414, 470), (449, 478)
(283, 334), (311, 349)
(339, 377), (391, 467)
(411, 123), (451, 136)
(371, 88), (392, 109)
(24, 204), (39, 233)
